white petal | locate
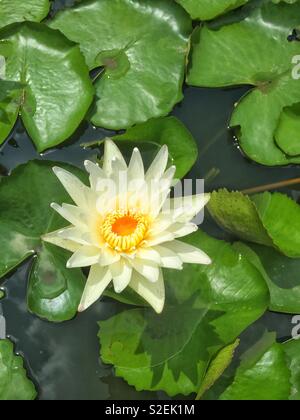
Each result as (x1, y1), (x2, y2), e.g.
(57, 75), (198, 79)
(166, 194), (211, 223)
(42, 230), (81, 253)
(129, 269), (165, 314)
(57, 226), (92, 245)
(130, 259), (160, 283)
(51, 203), (86, 228)
(135, 247), (161, 264)
(110, 260), (132, 293)
(167, 222), (198, 238)
(84, 160), (107, 190)
(53, 167), (89, 209)
(147, 214), (174, 236)
(78, 265), (112, 312)
(164, 240), (212, 265)
(128, 148), (144, 182)
(152, 245), (183, 269)
(67, 246), (100, 268)
(145, 145), (168, 182)
(103, 139), (127, 176)
(146, 231), (175, 247)
(99, 247), (121, 266)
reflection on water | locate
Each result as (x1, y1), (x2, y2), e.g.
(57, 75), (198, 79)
(0, 0), (298, 398)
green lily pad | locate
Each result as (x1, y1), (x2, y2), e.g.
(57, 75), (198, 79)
(83, 117), (198, 179)
(0, 22), (94, 152)
(0, 160), (86, 322)
(0, 0), (50, 29)
(99, 231), (269, 396)
(49, 0), (192, 130)
(233, 242), (300, 314)
(0, 339), (37, 400)
(188, 0), (300, 166)
(0, 80), (23, 143)
(176, 0), (248, 21)
(208, 189), (300, 258)
(219, 333), (293, 400)
(275, 104), (300, 156)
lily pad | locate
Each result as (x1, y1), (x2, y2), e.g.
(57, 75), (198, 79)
(175, 0), (249, 21)
(0, 0), (50, 29)
(188, 0), (300, 166)
(275, 104), (300, 156)
(83, 117), (198, 179)
(0, 22), (94, 152)
(216, 334), (300, 400)
(208, 189), (300, 258)
(50, 0), (192, 130)
(0, 160), (86, 322)
(0, 339), (37, 400)
(99, 231), (269, 396)
(233, 242), (300, 314)
(0, 80), (23, 144)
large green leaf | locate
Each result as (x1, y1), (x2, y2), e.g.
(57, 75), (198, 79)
(208, 189), (300, 257)
(0, 80), (23, 144)
(188, 0), (300, 166)
(83, 117), (198, 179)
(175, 0), (248, 21)
(99, 231), (269, 396)
(0, 22), (94, 151)
(234, 242), (300, 314)
(0, 160), (86, 322)
(0, 339), (37, 400)
(0, 0), (50, 29)
(50, 0), (192, 130)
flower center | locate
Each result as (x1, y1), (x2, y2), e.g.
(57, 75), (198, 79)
(102, 210), (149, 252)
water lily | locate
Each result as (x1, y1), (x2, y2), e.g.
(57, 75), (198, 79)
(43, 140), (211, 313)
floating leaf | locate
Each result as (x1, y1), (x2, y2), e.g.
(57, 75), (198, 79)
(234, 242), (300, 314)
(175, 0), (248, 21)
(0, 339), (37, 400)
(196, 339), (240, 400)
(0, 0), (50, 29)
(50, 0), (192, 130)
(99, 231), (269, 396)
(0, 161), (86, 322)
(218, 334), (300, 400)
(275, 104), (300, 156)
(188, 1), (300, 166)
(84, 117), (198, 179)
(208, 189), (300, 258)
(0, 22), (94, 152)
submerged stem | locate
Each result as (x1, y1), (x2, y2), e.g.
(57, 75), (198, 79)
(242, 178), (300, 195)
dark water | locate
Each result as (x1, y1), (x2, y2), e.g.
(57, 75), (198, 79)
(0, 0), (299, 401)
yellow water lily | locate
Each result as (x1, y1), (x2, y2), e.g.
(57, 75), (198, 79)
(43, 140), (211, 313)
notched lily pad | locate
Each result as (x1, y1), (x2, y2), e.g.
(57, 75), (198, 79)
(0, 339), (37, 400)
(99, 231), (269, 396)
(0, 160), (86, 322)
(50, 0), (192, 130)
(188, 1), (300, 166)
(0, 22), (94, 152)
(0, 0), (50, 29)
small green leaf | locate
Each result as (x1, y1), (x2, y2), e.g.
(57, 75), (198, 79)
(208, 189), (300, 258)
(0, 339), (37, 400)
(275, 104), (300, 156)
(50, 0), (192, 130)
(0, 0), (50, 29)
(196, 339), (240, 400)
(0, 22), (94, 151)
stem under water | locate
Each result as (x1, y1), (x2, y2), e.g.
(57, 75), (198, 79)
(242, 178), (300, 195)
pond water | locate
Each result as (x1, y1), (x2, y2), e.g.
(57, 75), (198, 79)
(0, 0), (299, 401)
